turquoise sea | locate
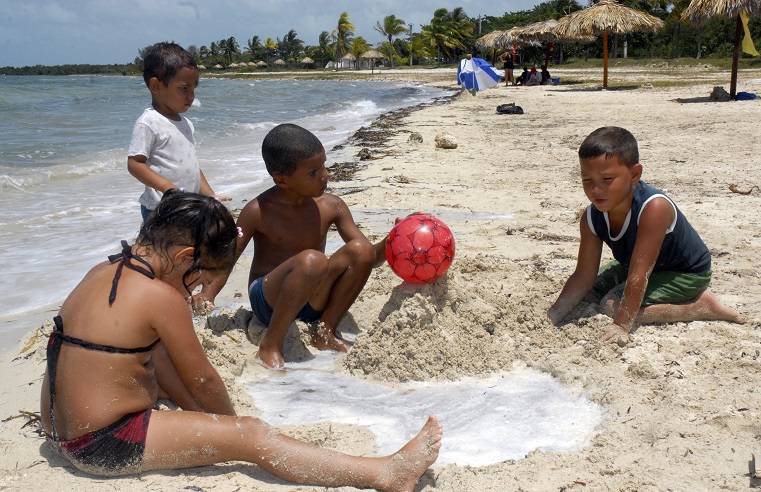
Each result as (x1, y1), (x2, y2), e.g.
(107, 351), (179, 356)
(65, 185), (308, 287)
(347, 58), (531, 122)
(0, 75), (454, 352)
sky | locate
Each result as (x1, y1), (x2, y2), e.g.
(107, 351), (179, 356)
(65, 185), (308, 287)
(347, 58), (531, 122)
(0, 0), (545, 67)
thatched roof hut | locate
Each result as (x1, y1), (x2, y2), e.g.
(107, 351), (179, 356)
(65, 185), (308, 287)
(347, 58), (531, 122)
(682, 0), (761, 99)
(554, 0), (664, 87)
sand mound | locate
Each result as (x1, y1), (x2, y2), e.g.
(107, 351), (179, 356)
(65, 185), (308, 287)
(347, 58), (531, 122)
(344, 254), (562, 382)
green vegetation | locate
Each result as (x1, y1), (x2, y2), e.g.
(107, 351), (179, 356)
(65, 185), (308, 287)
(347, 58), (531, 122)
(3, 1), (761, 76)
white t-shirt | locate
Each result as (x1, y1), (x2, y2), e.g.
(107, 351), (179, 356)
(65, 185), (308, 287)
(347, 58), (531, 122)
(128, 108), (200, 210)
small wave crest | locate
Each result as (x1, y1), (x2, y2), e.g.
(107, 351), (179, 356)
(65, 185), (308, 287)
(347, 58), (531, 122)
(0, 158), (121, 192)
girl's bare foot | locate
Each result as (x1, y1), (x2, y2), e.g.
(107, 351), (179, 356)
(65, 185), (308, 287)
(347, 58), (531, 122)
(376, 415), (443, 492)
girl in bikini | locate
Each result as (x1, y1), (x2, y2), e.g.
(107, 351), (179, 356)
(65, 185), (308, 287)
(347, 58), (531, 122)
(41, 190), (442, 491)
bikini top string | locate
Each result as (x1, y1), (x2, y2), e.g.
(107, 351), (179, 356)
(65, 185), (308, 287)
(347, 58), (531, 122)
(107, 240), (156, 305)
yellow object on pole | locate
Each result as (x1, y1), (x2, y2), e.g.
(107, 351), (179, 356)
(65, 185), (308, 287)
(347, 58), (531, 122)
(741, 11), (760, 56)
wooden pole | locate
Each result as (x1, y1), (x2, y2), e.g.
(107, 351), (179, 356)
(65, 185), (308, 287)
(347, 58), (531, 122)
(730, 14), (742, 100)
(603, 31), (609, 88)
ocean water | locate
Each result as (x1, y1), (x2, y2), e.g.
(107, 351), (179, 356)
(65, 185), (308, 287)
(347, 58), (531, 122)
(0, 75), (454, 352)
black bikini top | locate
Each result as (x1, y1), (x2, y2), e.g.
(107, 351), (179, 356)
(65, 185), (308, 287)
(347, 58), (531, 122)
(47, 241), (160, 440)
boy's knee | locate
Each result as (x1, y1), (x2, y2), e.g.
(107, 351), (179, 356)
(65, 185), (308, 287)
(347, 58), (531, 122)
(296, 249), (329, 277)
(599, 292), (620, 317)
(346, 239), (375, 267)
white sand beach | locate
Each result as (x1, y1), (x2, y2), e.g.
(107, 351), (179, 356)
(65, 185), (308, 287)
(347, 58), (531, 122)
(2, 66), (761, 491)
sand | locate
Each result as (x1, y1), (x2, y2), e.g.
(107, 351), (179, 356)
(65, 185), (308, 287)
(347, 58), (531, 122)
(2, 66), (761, 491)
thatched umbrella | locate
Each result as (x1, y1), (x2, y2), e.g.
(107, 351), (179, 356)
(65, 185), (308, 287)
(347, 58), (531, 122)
(256, 60), (267, 68)
(555, 0), (664, 87)
(511, 20), (566, 67)
(300, 57), (314, 69)
(511, 19), (595, 66)
(274, 59), (286, 67)
(475, 30), (507, 50)
(360, 49), (386, 74)
(682, 0), (761, 99)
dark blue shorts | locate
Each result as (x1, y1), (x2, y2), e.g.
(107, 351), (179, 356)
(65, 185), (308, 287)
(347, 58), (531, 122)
(248, 277), (323, 325)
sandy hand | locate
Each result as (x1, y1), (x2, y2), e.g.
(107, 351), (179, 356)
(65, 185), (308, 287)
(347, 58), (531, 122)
(598, 323), (629, 345)
(189, 294), (215, 316)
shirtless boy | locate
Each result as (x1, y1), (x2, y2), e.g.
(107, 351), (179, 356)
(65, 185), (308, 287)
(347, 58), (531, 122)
(547, 126), (743, 342)
(202, 123), (386, 368)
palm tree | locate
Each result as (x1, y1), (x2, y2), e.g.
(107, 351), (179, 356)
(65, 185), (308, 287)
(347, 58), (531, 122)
(264, 38), (278, 62)
(446, 7), (474, 61)
(279, 29), (304, 63)
(246, 36), (263, 61)
(221, 37), (240, 64)
(331, 12), (355, 59)
(209, 41), (221, 62)
(318, 31), (331, 67)
(198, 45), (211, 64)
(420, 8), (467, 64)
(374, 14), (407, 68)
(349, 36), (369, 69)
(409, 33), (432, 65)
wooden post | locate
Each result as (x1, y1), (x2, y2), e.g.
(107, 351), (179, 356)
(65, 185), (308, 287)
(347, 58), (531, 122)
(731, 14), (742, 100)
(603, 31), (609, 88)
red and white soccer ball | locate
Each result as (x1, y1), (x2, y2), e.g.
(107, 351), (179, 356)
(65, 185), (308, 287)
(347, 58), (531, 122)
(385, 214), (456, 284)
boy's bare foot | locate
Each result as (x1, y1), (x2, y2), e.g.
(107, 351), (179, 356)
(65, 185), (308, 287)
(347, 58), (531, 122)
(255, 345), (285, 369)
(697, 290), (746, 323)
(310, 321), (352, 353)
(375, 415), (443, 492)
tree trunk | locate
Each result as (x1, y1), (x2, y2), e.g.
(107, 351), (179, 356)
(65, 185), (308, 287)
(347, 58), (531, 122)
(612, 34), (618, 59)
(730, 14), (742, 100)
(696, 27), (703, 59)
(673, 22), (681, 59)
(603, 31), (609, 88)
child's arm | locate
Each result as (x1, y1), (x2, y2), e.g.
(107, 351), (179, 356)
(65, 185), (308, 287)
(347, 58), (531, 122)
(152, 288), (236, 415)
(599, 197), (674, 341)
(127, 155), (178, 194)
(547, 213), (603, 325)
(199, 169), (231, 201)
(331, 196), (387, 267)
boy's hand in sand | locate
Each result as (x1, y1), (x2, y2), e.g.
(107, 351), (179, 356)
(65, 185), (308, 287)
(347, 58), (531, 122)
(214, 194), (232, 201)
(599, 323), (629, 344)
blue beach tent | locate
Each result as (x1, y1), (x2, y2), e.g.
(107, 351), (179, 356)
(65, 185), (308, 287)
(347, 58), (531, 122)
(457, 57), (501, 93)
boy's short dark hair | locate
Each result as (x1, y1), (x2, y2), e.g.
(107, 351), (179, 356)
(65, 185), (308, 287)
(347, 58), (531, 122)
(578, 126), (639, 167)
(261, 123), (324, 177)
(141, 41), (197, 87)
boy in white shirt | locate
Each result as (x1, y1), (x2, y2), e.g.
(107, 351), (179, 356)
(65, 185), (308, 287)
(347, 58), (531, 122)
(128, 42), (229, 219)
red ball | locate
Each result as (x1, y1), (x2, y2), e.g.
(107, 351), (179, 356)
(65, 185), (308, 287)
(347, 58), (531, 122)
(385, 214), (456, 284)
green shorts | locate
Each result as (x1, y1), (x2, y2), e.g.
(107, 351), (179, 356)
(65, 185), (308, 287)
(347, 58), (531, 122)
(591, 260), (711, 306)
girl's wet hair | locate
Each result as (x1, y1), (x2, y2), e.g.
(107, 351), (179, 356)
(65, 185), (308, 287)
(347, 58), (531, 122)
(261, 123), (324, 177)
(137, 190), (237, 295)
(578, 126), (639, 167)
(141, 41), (198, 87)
